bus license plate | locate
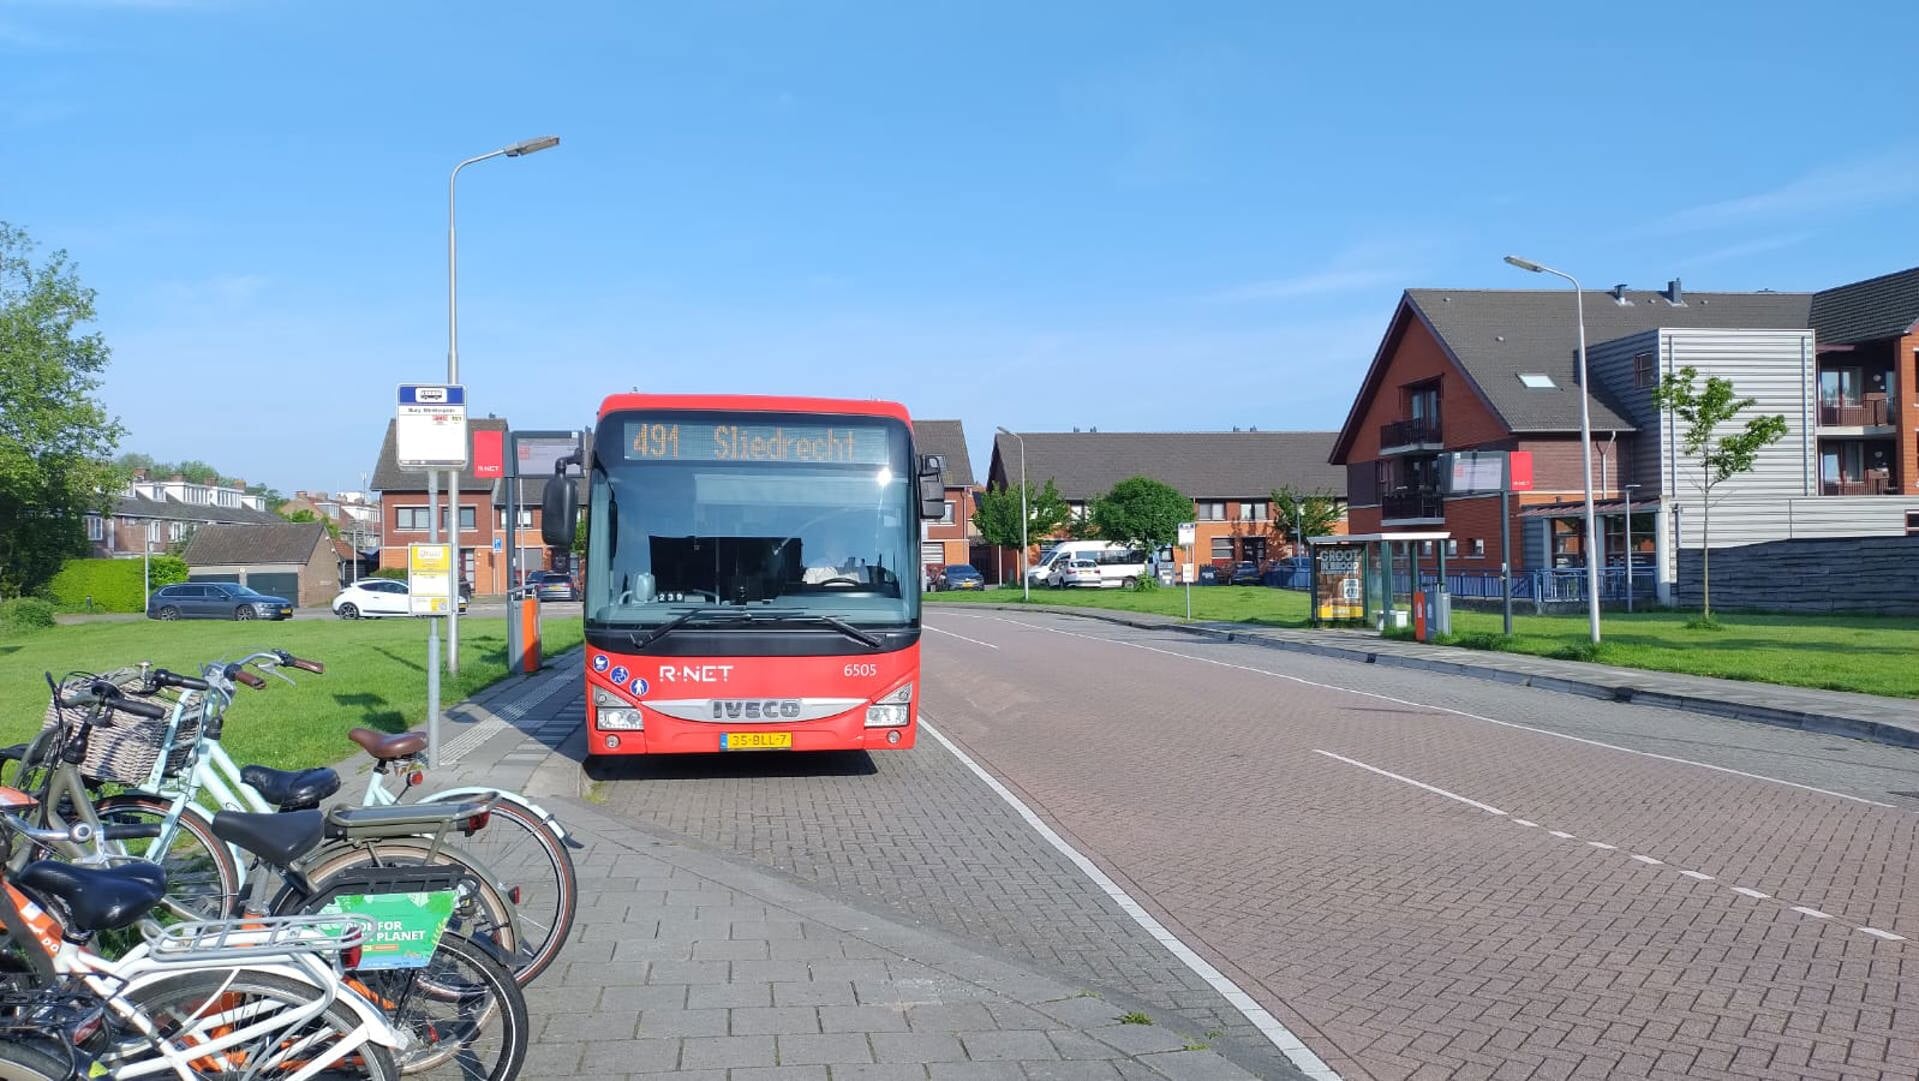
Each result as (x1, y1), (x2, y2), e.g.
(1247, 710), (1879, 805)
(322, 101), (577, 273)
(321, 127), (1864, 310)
(721, 732), (793, 751)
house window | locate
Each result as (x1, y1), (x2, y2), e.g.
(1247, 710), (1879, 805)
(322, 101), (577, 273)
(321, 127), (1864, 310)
(1196, 501), (1226, 521)
(497, 508), (533, 528)
(1445, 539), (1458, 558)
(396, 506), (430, 531)
(1633, 353), (1655, 388)
(1908, 512), (1919, 537)
(1210, 537), (1233, 560)
(1067, 501), (1088, 520)
(1471, 538), (1486, 558)
(1405, 382), (1440, 423)
(940, 501), (956, 525)
(1241, 501), (1268, 521)
(169, 522), (187, 541)
(85, 515), (104, 541)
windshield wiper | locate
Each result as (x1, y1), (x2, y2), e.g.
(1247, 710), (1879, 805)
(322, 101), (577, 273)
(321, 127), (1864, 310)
(746, 611), (884, 648)
(627, 607), (746, 649)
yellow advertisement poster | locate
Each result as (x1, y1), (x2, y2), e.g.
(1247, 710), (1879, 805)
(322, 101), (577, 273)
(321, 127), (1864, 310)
(407, 543), (453, 615)
(1314, 545), (1365, 622)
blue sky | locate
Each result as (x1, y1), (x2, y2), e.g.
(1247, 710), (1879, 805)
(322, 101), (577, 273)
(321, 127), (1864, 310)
(5, 0), (1918, 493)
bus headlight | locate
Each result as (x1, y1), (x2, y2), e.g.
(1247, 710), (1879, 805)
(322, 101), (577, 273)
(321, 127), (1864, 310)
(864, 684), (912, 727)
(599, 708), (644, 730)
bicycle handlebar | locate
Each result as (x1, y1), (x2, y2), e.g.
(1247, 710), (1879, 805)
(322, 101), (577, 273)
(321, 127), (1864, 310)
(230, 667), (266, 690)
(150, 668), (210, 692)
(2, 812), (94, 847)
(58, 680), (169, 720)
(275, 651), (324, 675)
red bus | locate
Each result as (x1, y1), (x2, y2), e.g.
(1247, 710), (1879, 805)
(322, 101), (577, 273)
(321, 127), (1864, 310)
(540, 394), (946, 757)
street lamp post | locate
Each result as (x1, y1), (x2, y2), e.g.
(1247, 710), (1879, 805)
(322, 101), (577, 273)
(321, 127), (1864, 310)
(445, 135), (560, 681)
(996, 428), (1028, 601)
(1504, 255), (1602, 644)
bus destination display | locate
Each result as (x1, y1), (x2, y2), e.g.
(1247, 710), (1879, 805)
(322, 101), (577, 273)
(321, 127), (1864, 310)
(624, 419), (892, 465)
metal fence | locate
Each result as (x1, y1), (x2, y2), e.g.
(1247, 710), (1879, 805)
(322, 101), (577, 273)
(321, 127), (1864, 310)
(1268, 563), (1657, 606)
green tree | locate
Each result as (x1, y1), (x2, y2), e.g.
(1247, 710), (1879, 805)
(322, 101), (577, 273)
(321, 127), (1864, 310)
(1651, 365), (1788, 619)
(0, 223), (124, 597)
(1089, 475), (1188, 553)
(970, 478), (1071, 549)
(173, 459), (222, 485)
(281, 507), (340, 539)
(1269, 486), (1343, 555)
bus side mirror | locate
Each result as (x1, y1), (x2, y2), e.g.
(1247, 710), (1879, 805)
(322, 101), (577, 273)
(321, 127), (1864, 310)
(541, 475), (578, 548)
(918, 455), (945, 519)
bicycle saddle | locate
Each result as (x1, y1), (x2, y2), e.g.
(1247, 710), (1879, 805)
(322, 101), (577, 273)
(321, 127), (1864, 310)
(239, 765), (342, 811)
(347, 728), (427, 761)
(211, 809), (324, 870)
(14, 860), (166, 934)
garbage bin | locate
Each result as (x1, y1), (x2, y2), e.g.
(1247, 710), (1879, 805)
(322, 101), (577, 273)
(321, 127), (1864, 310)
(1421, 585), (1452, 637)
(518, 595), (542, 673)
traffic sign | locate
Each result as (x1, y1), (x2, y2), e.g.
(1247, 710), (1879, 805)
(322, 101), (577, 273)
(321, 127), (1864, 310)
(1177, 521), (1196, 547)
(396, 384), (468, 470)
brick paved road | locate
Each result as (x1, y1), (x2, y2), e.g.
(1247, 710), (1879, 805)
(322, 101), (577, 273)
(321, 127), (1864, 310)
(916, 609), (1919, 1081)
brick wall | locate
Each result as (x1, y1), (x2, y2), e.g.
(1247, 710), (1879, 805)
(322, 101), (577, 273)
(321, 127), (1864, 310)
(1900, 332), (1919, 498)
(1342, 314), (1512, 463)
(1676, 535), (1919, 614)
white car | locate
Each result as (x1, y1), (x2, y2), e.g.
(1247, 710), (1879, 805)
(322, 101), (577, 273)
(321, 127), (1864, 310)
(1051, 558), (1104, 589)
(332, 579), (467, 619)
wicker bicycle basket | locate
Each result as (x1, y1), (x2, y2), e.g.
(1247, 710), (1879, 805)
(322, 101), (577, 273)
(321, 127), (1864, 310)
(39, 668), (203, 786)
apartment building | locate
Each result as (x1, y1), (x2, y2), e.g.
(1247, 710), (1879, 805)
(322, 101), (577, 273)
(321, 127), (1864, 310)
(85, 472), (279, 557)
(911, 420), (979, 573)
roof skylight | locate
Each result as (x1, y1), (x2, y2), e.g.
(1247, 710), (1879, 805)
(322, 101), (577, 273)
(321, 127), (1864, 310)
(1517, 372), (1556, 389)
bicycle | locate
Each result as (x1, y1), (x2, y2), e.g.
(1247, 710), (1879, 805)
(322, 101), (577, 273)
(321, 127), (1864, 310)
(0, 784), (406, 1080)
(63, 650), (576, 985)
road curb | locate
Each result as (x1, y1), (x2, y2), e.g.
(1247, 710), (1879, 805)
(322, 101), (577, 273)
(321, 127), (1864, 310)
(939, 603), (1919, 750)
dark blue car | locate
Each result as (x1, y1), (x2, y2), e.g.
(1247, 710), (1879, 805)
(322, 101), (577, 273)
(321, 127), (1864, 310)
(148, 582), (295, 621)
(935, 564), (985, 591)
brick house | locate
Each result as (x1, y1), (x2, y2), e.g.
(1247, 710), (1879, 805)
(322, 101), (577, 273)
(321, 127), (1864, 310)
(984, 429), (1345, 574)
(910, 420), (979, 575)
(180, 522), (337, 606)
(369, 418), (567, 596)
(1332, 273), (1919, 602)
(85, 472), (280, 558)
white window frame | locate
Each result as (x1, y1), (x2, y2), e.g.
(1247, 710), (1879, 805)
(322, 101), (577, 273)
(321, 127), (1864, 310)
(1471, 538), (1486, 558)
(1241, 500), (1268, 521)
(940, 500), (956, 525)
(85, 515), (104, 541)
(1196, 501), (1226, 522)
(1209, 537), (1233, 560)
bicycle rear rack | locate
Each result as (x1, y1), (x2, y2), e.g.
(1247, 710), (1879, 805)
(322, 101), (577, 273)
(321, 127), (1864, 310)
(145, 912), (369, 965)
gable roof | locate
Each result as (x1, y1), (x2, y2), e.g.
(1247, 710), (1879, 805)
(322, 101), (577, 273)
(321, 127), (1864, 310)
(989, 430), (1343, 501)
(1332, 288), (1814, 461)
(111, 493), (282, 526)
(912, 420), (974, 487)
(1809, 265), (1919, 345)
(181, 522), (328, 566)
(369, 417), (511, 492)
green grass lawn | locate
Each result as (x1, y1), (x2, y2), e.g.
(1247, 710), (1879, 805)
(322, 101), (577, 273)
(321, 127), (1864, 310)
(0, 616), (583, 772)
(928, 585), (1311, 626)
(928, 586), (1919, 699)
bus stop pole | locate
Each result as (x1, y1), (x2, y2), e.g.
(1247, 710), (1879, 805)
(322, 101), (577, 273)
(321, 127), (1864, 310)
(426, 469), (441, 766)
(1501, 487), (1513, 635)
(505, 435), (520, 673)
(1184, 541), (1192, 622)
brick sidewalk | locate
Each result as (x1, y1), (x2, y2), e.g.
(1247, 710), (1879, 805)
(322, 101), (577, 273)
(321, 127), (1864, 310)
(422, 654), (1302, 1081)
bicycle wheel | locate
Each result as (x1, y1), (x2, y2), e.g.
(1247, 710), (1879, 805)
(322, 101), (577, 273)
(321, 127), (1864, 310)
(415, 797), (577, 985)
(346, 931), (529, 1079)
(0, 1041), (70, 1081)
(104, 969), (401, 1080)
(93, 794), (238, 922)
(273, 841), (521, 976)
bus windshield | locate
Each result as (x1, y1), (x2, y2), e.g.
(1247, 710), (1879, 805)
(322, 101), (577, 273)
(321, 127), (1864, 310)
(585, 411), (920, 630)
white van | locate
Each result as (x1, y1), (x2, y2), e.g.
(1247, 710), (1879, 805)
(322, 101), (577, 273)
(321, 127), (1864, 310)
(1034, 541), (1152, 589)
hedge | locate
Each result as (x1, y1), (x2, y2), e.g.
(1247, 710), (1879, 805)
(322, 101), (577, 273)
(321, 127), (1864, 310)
(0, 598), (56, 635)
(48, 556), (189, 613)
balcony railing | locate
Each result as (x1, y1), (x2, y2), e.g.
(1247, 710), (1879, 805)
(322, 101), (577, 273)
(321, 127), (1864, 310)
(1379, 417), (1443, 450)
(1821, 476), (1891, 496)
(1818, 399), (1890, 427)
(1381, 489), (1444, 521)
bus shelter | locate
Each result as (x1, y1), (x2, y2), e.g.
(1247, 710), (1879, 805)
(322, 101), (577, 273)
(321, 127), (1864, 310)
(1307, 531), (1452, 632)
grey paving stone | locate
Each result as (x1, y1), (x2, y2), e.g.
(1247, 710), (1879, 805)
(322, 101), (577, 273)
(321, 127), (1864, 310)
(523, 983), (604, 1013)
(610, 936), (696, 962)
(1046, 1030), (1126, 1061)
(635, 1007), (731, 1038)
(828, 1066), (932, 1081)
(776, 980), (860, 1007)
(647, 959), (733, 985)
(686, 981), (775, 1010)
(820, 1005), (913, 1034)
(692, 937), (772, 961)
(734, 960), (817, 984)
(731, 1006), (824, 1036)
(681, 1034), (778, 1070)
(1021, 1063), (1126, 1081)
(1136, 1050), (1259, 1080)
(601, 983), (692, 1012)
(732, 1068), (831, 1081)
(1090, 1025), (1194, 1057)
(777, 1033), (878, 1065)
(565, 960), (653, 986)
(870, 1034), (967, 1064)
(538, 1009), (640, 1041)
(1037, 998), (1132, 1030)
(927, 1065), (1026, 1081)
(578, 1038), (683, 1074)
(522, 1039), (584, 1074)
(906, 1004), (1000, 1033)
(959, 1032), (1062, 1063)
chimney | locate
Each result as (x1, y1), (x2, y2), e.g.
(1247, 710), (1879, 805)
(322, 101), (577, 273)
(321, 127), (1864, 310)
(1662, 278), (1685, 306)
(1610, 284), (1632, 304)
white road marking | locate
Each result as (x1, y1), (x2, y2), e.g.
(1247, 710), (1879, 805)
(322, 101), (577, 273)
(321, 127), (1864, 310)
(1312, 749), (1908, 948)
(1548, 830), (1576, 839)
(921, 624), (1000, 650)
(965, 613), (1895, 808)
(1311, 750), (1508, 816)
(1512, 819), (1539, 828)
(921, 717), (1341, 1080)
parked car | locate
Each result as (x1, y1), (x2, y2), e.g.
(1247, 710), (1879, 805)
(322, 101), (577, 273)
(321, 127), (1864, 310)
(935, 564), (984, 591)
(1056, 558), (1104, 589)
(1229, 561), (1263, 586)
(331, 578), (467, 619)
(147, 582), (294, 622)
(526, 570), (578, 602)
